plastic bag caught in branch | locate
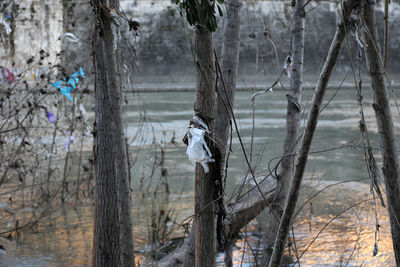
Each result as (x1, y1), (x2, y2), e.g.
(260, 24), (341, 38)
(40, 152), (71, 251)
(283, 55), (292, 78)
(59, 33), (79, 43)
(46, 110), (55, 123)
(50, 68), (85, 101)
(63, 131), (74, 152)
(79, 104), (88, 122)
(184, 115), (214, 173)
(186, 127), (214, 173)
(0, 17), (12, 35)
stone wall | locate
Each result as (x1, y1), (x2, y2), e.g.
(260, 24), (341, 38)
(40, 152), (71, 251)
(0, 0), (63, 81)
(123, 0), (400, 82)
(1, 0), (399, 84)
(61, 0), (93, 76)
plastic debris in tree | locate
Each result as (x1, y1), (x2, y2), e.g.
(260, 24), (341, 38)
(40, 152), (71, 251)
(63, 131), (74, 152)
(6, 69), (14, 84)
(51, 68), (85, 101)
(0, 17), (12, 35)
(0, 67), (15, 84)
(184, 115), (214, 173)
(251, 87), (273, 102)
(283, 55), (292, 78)
(51, 80), (73, 101)
(79, 103), (91, 136)
(59, 33), (79, 43)
(46, 110), (55, 123)
(79, 104), (88, 122)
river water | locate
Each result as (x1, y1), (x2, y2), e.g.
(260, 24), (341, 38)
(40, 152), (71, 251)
(0, 87), (397, 266)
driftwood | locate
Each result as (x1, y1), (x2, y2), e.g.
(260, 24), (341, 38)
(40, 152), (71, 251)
(224, 175), (276, 239)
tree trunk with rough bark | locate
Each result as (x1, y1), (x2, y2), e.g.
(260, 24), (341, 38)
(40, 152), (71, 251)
(260, 0), (304, 264)
(215, 0), (242, 152)
(213, 1), (242, 265)
(362, 1), (400, 265)
(92, 0), (135, 266)
(183, 25), (217, 267)
(183, 2), (243, 262)
(268, 1), (357, 266)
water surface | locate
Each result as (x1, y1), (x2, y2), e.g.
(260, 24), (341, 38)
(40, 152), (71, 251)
(0, 87), (397, 266)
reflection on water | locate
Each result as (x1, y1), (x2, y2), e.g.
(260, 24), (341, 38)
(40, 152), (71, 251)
(0, 89), (398, 266)
(0, 206), (93, 266)
(1, 184), (393, 266)
(219, 182), (394, 266)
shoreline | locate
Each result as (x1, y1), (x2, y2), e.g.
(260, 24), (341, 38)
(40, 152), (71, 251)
(2, 80), (399, 94)
(129, 80), (400, 92)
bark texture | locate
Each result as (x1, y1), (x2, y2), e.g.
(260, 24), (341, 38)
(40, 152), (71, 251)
(183, 25), (217, 267)
(182, 2), (243, 265)
(224, 175), (276, 237)
(215, 0), (242, 151)
(268, 1), (357, 266)
(260, 0), (304, 264)
(92, 0), (134, 266)
(362, 1), (400, 264)
(213, 1), (242, 265)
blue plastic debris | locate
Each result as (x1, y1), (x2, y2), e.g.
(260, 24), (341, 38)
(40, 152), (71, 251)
(51, 68), (85, 101)
(46, 110), (55, 123)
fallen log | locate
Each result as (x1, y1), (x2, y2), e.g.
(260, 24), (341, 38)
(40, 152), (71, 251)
(155, 175), (277, 267)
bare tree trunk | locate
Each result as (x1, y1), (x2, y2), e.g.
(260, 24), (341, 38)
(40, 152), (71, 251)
(383, 0), (389, 69)
(260, 0), (304, 264)
(362, 2), (400, 265)
(213, 1), (242, 264)
(180, 1), (242, 265)
(183, 25), (217, 267)
(92, 0), (135, 266)
(215, 0), (242, 151)
(268, 1), (357, 266)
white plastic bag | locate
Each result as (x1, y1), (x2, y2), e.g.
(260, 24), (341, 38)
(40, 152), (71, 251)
(186, 127), (214, 173)
(59, 33), (79, 43)
(79, 104), (88, 122)
(283, 55), (292, 78)
(0, 18), (11, 35)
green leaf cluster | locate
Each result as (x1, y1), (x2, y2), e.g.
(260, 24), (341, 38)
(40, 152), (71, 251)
(176, 0), (225, 32)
